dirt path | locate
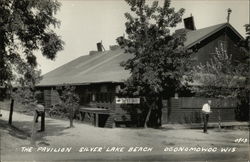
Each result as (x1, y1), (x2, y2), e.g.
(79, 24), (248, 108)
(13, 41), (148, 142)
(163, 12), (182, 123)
(0, 110), (249, 161)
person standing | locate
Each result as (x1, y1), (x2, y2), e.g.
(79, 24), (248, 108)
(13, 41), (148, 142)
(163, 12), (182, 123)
(202, 100), (212, 133)
(35, 102), (45, 123)
(33, 99), (45, 132)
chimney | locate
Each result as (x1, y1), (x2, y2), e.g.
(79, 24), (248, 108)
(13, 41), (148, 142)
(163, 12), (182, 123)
(97, 41), (105, 52)
(184, 15), (196, 30)
(97, 42), (103, 52)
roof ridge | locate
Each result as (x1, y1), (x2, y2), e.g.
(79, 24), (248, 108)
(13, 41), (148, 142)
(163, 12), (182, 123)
(193, 23), (227, 31)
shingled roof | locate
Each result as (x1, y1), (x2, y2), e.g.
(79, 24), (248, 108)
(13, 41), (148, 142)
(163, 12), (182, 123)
(38, 23), (244, 86)
(38, 49), (132, 86)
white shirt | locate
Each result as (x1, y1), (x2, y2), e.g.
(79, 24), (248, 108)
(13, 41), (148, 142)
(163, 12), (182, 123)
(36, 104), (45, 112)
(202, 103), (211, 114)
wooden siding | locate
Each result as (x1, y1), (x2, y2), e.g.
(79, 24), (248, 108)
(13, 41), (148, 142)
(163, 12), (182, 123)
(43, 88), (61, 108)
(191, 29), (245, 65)
(42, 85), (241, 127)
(44, 89), (51, 108)
(76, 84), (117, 128)
(161, 100), (169, 124)
(76, 83), (143, 127)
(167, 97), (237, 124)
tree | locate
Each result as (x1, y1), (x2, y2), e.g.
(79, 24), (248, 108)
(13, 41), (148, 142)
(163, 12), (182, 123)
(189, 43), (249, 127)
(189, 44), (247, 97)
(60, 86), (80, 128)
(244, 24), (250, 50)
(8, 61), (42, 125)
(0, 0), (63, 125)
(117, 0), (189, 128)
(0, 0), (64, 88)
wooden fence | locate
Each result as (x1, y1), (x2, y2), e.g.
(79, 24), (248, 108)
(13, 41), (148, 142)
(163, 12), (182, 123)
(165, 97), (237, 124)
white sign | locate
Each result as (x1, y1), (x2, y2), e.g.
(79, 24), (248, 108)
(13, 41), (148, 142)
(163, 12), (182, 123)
(115, 97), (140, 104)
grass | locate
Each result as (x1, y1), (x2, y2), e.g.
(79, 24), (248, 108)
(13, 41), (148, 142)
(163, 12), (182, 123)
(0, 99), (81, 123)
(0, 99), (34, 116)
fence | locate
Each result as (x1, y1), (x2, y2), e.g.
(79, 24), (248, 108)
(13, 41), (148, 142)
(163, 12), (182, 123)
(166, 97), (237, 124)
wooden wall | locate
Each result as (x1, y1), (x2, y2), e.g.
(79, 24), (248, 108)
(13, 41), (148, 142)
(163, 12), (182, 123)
(40, 84), (118, 128)
(43, 88), (61, 108)
(166, 97), (237, 124)
(41, 85), (244, 126)
(76, 83), (142, 127)
(190, 28), (246, 66)
(76, 84), (116, 128)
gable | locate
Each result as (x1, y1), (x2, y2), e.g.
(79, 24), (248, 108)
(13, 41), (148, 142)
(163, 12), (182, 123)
(185, 23), (244, 49)
(189, 25), (246, 65)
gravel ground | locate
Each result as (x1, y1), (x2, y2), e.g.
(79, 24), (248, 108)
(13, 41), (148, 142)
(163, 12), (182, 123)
(0, 109), (249, 161)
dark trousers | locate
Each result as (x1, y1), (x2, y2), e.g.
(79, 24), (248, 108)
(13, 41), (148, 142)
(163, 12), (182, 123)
(35, 111), (44, 122)
(35, 110), (45, 131)
(203, 114), (209, 133)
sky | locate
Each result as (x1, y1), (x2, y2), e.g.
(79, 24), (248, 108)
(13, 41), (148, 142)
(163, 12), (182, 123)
(36, 0), (250, 74)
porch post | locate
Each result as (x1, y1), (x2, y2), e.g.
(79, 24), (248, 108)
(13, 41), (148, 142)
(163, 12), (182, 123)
(95, 113), (99, 127)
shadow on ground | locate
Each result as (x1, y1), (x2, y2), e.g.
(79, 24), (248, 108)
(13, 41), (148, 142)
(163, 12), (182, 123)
(0, 118), (69, 146)
(0, 120), (28, 140)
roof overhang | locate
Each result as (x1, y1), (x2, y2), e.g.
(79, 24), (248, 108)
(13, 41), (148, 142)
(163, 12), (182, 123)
(36, 81), (124, 88)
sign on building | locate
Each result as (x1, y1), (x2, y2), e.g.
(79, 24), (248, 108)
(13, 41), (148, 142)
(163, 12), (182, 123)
(115, 97), (140, 104)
